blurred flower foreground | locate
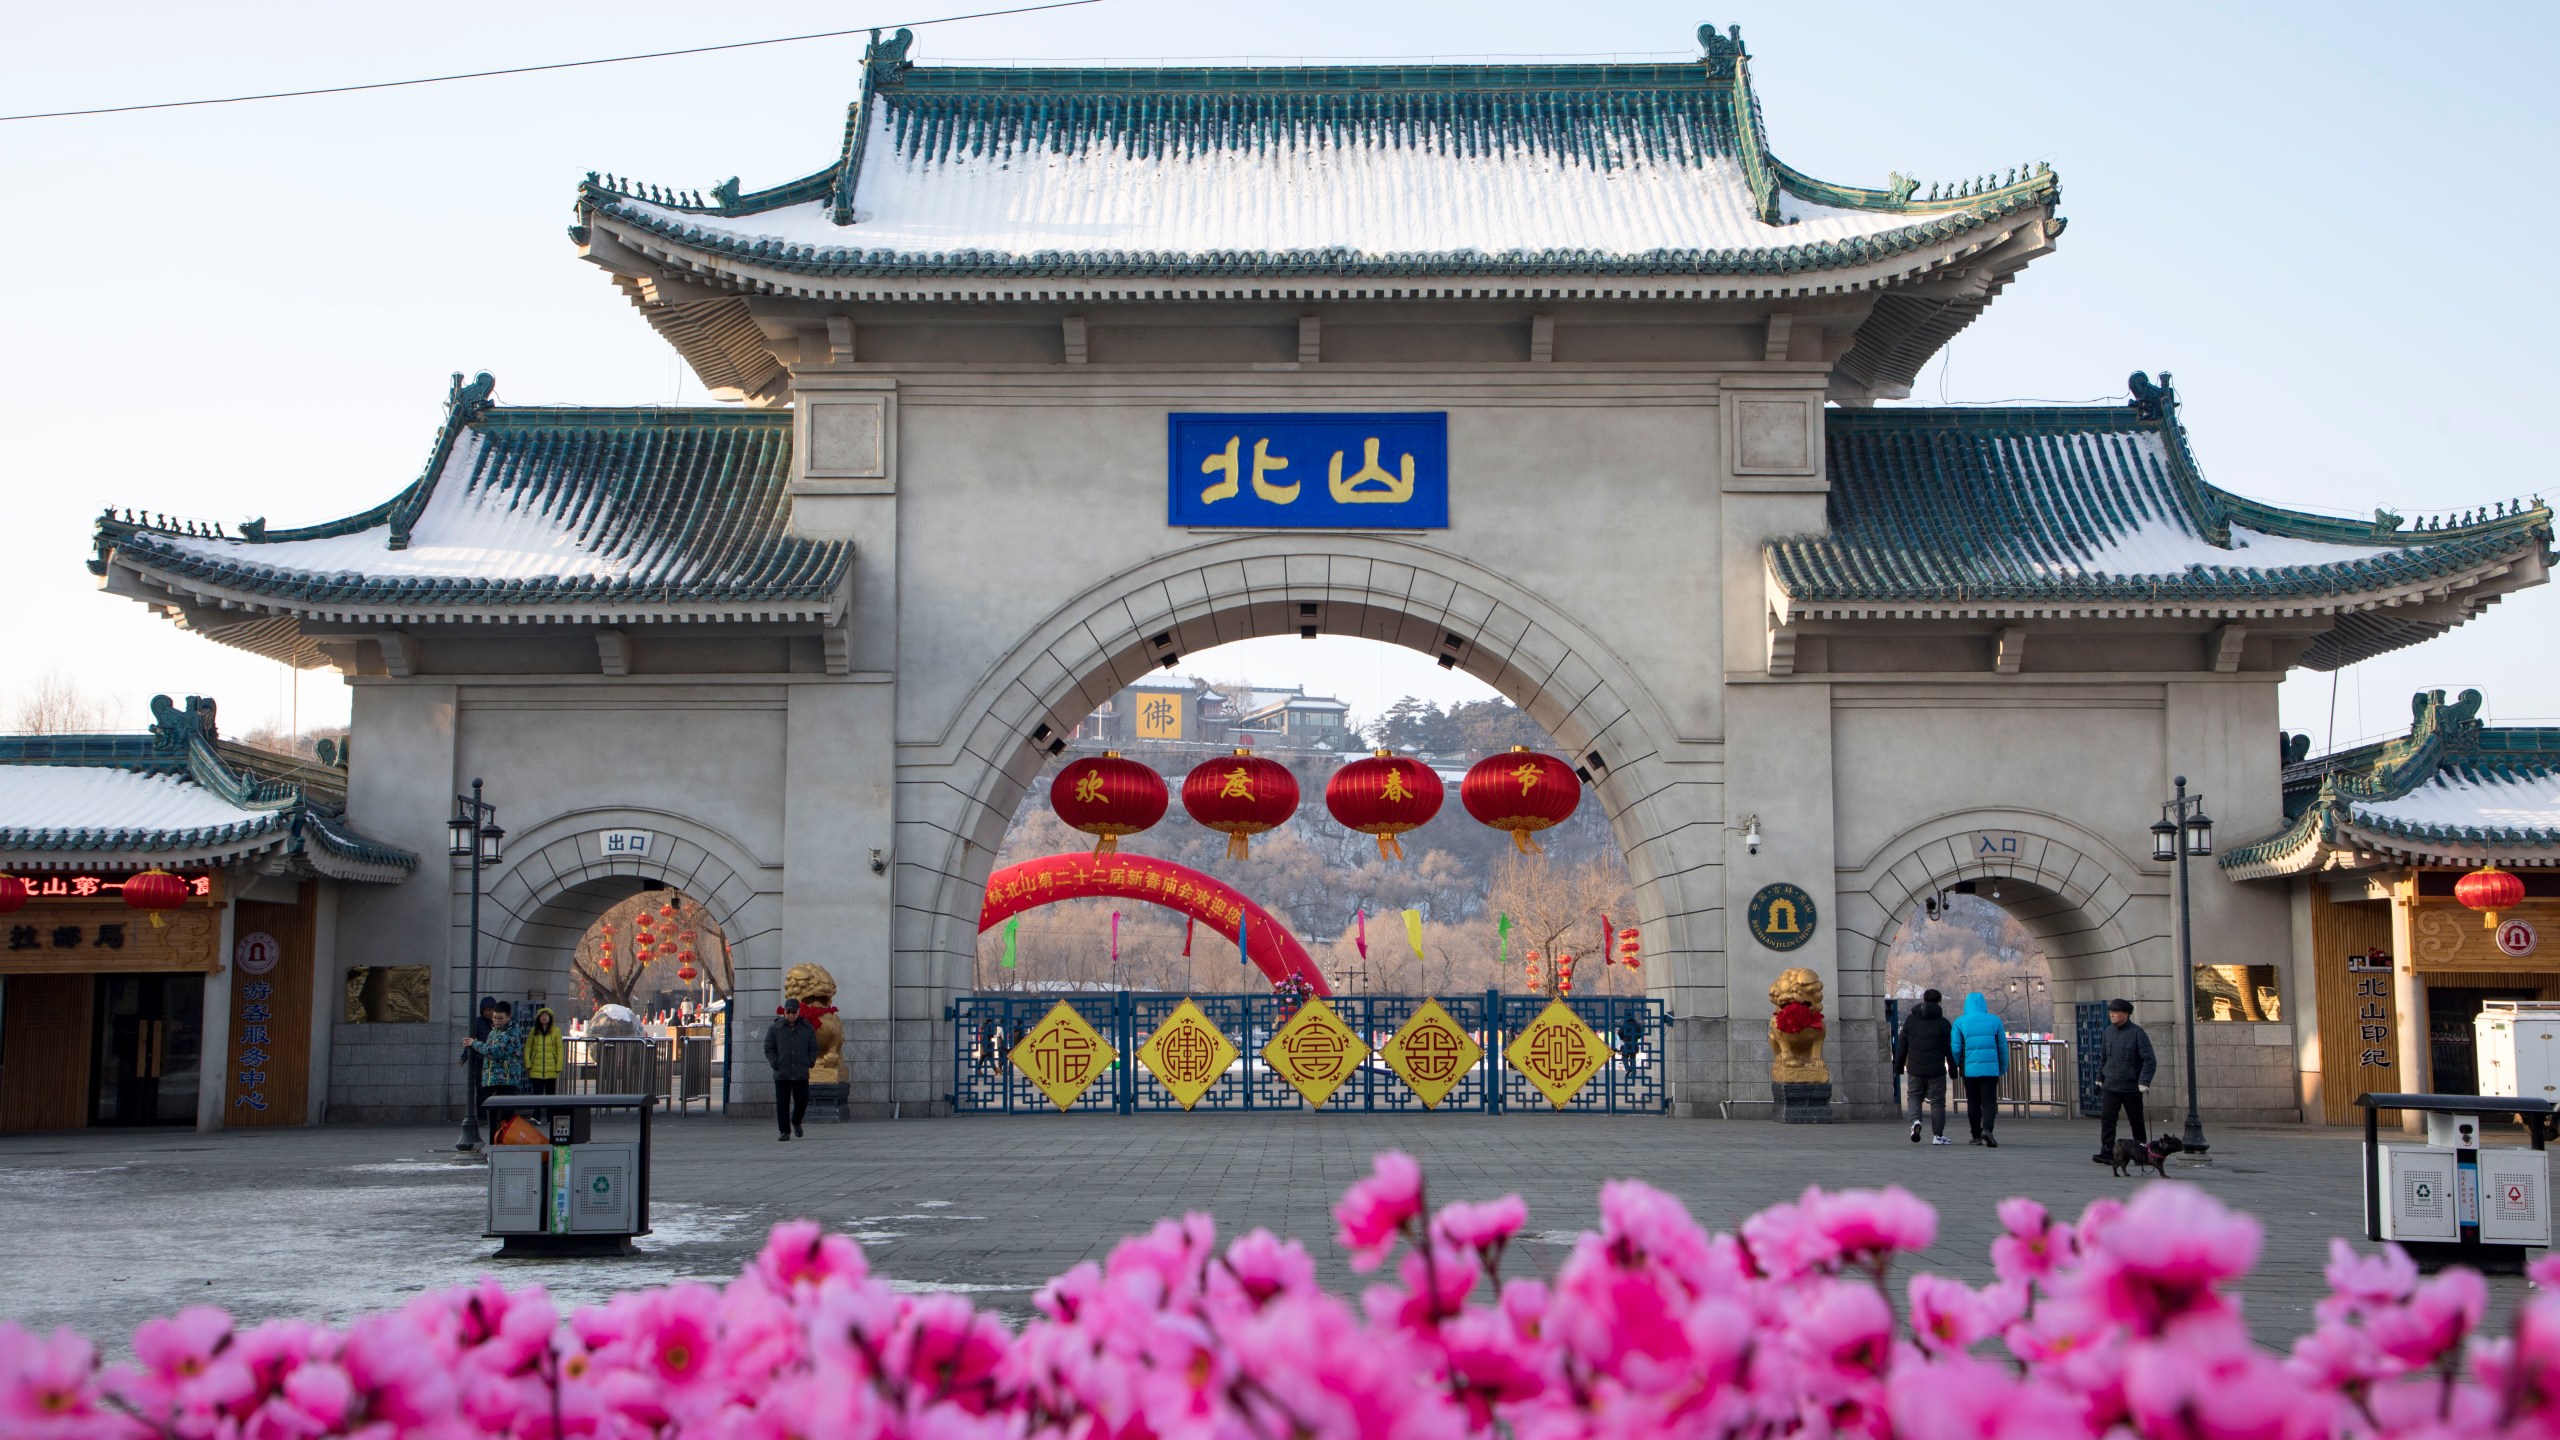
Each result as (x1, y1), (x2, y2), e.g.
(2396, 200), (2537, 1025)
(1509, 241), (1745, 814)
(12, 1153), (2559, 1439)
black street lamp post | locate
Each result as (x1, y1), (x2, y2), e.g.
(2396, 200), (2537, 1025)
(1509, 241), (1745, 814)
(450, 778), (506, 1152)
(2150, 775), (2215, 1158)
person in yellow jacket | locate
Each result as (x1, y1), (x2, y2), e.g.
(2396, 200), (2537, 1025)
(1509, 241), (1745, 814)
(524, 1007), (565, 1098)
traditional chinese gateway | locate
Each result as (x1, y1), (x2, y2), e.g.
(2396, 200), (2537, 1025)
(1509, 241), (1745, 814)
(79, 25), (2552, 1122)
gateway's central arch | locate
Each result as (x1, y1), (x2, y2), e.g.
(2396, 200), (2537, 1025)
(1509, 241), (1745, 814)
(896, 533), (1723, 1046)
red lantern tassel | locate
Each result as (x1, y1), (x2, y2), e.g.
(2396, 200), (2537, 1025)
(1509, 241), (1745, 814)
(1226, 832), (1250, 861)
(1511, 828), (1541, 855)
(1092, 833), (1118, 857)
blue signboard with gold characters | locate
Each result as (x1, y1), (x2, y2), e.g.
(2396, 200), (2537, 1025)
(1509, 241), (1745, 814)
(1746, 882), (1818, 953)
(1168, 413), (1448, 529)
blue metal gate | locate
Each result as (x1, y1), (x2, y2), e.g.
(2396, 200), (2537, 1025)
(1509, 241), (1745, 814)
(947, 992), (1666, 1115)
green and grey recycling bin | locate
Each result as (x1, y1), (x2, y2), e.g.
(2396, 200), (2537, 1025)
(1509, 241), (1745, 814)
(483, 1093), (656, 1256)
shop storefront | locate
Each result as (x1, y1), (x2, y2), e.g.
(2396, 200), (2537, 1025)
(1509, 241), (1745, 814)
(0, 696), (411, 1130)
(2224, 689), (2560, 1122)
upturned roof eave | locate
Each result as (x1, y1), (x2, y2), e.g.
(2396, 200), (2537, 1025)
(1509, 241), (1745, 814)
(103, 552), (849, 628)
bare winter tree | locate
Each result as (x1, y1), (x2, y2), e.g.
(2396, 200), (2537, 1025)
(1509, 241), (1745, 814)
(11, 669), (118, 735)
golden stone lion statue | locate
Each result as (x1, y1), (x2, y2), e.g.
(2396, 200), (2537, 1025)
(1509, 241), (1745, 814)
(1767, 967), (1829, 1084)
(783, 962), (845, 1084)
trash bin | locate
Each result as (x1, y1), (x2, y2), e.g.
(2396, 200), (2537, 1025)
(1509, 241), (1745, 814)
(2356, 1091), (2553, 1273)
(482, 1093), (656, 1256)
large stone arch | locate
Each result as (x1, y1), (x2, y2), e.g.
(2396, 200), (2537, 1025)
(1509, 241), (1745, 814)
(470, 807), (783, 1007)
(891, 533), (1728, 1026)
(1833, 812), (2170, 1014)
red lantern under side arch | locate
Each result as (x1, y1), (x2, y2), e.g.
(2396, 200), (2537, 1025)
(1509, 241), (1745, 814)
(1051, 752), (1170, 856)
(0, 875), (26, 914)
(1327, 750), (1444, 861)
(1461, 746), (1583, 854)
(1181, 750), (1299, 860)
(122, 869), (189, 929)
(2457, 862), (2526, 930)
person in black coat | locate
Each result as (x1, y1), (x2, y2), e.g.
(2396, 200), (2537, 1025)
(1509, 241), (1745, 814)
(764, 999), (820, 1141)
(2093, 997), (2160, 1161)
(1893, 989), (1961, 1145)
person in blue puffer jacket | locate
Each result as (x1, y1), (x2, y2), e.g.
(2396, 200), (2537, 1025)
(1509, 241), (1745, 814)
(1949, 992), (2008, 1148)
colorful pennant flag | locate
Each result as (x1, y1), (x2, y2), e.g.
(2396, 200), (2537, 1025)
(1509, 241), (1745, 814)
(1354, 907), (1369, 960)
(1600, 913), (1616, 967)
(1238, 905), (1251, 969)
(1182, 916), (1195, 957)
(1001, 916), (1019, 970)
(1497, 913), (1512, 964)
(1401, 907), (1427, 962)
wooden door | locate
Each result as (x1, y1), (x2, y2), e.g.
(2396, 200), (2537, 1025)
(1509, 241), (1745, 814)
(0, 974), (96, 1130)
(227, 889), (315, 1125)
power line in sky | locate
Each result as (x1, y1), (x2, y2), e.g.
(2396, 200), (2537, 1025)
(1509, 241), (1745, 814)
(0, 0), (1102, 124)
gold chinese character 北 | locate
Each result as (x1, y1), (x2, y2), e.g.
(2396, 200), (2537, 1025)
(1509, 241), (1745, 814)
(1200, 436), (1297, 504)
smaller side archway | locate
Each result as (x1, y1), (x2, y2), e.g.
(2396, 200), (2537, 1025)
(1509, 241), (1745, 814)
(978, 853), (1328, 994)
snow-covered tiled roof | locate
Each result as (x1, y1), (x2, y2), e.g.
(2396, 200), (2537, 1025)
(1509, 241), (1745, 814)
(0, 697), (414, 881)
(1771, 381), (2554, 668)
(2224, 690), (2560, 878)
(574, 36), (2062, 286)
(93, 380), (851, 654)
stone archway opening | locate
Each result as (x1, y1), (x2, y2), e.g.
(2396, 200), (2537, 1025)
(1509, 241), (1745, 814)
(970, 632), (1643, 1001)
(1885, 887), (2059, 1039)
(566, 888), (733, 1025)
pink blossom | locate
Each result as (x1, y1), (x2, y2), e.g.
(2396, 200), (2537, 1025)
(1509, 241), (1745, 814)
(0, 1325), (118, 1440)
(2367, 1268), (2487, 1370)
(1886, 1353), (2091, 1440)
(1809, 1185), (1938, 1264)
(1212, 1228), (1316, 1310)
(1908, 1273), (2020, 1354)
(2319, 1236), (2420, 1322)
(751, 1217), (870, 1296)
(1335, 1150), (1425, 1271)
(1991, 1196), (2073, 1284)
(1433, 1194), (1527, 1254)
(2068, 1181), (2260, 1335)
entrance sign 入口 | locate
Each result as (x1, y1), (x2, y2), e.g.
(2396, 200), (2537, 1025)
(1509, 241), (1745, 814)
(1168, 413), (1449, 529)
(1383, 999), (1483, 1110)
(1136, 1000), (1237, 1110)
(597, 830), (652, 860)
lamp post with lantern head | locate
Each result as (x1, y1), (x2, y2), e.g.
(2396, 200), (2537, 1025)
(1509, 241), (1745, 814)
(2150, 775), (2214, 1158)
(450, 779), (506, 1151)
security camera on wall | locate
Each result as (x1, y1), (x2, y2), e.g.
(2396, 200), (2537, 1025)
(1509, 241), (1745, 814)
(1742, 816), (1763, 857)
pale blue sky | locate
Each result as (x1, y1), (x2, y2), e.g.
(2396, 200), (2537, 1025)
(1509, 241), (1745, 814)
(3, 2), (2551, 750)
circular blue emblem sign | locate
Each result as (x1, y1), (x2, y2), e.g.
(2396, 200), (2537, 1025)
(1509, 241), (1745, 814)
(1746, 883), (1817, 952)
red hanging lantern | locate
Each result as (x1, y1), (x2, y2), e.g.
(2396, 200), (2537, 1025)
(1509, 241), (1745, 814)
(1326, 750), (1445, 861)
(1525, 949), (1544, 992)
(677, 960), (698, 982)
(658, 901), (677, 920)
(1617, 926), (1643, 969)
(1050, 752), (1170, 856)
(121, 870), (189, 929)
(1461, 746), (1583, 854)
(1181, 750), (1299, 860)
(2456, 862), (2527, 931)
(1557, 952), (1577, 996)
(0, 875), (26, 914)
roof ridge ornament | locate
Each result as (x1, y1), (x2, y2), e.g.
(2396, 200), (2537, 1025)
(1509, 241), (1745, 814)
(149, 694), (218, 749)
(866, 27), (915, 74)
(1697, 24), (1747, 65)
(2127, 369), (2173, 422)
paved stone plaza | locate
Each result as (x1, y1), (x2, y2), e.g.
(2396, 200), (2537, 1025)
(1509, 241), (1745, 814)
(2, 1114), (2546, 1351)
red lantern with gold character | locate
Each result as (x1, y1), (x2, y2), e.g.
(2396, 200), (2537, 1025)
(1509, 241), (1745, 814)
(1181, 750), (1298, 859)
(122, 870), (188, 928)
(0, 875), (26, 914)
(2457, 862), (2526, 930)
(1051, 752), (1170, 856)
(1326, 750), (1444, 861)
(1462, 746), (1582, 854)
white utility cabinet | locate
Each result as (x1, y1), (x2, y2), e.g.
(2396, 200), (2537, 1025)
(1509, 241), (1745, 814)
(2475, 1001), (2560, 1102)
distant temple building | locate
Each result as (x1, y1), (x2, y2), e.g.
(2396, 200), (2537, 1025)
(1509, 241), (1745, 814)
(74, 24), (2552, 1122)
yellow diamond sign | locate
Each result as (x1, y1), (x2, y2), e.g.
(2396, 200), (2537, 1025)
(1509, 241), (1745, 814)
(1262, 995), (1371, 1109)
(1009, 1000), (1117, 1111)
(1136, 999), (1238, 1110)
(1382, 999), (1483, 1110)
(1503, 999), (1611, 1109)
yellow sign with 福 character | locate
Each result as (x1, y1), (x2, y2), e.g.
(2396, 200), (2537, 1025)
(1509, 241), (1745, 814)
(1136, 999), (1238, 1110)
(1010, 1000), (1117, 1111)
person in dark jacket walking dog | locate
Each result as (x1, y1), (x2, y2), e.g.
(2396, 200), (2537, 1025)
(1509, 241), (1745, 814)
(765, 998), (819, 1141)
(2093, 997), (2159, 1162)
(1951, 992), (2009, 1147)
(1893, 990), (1960, 1145)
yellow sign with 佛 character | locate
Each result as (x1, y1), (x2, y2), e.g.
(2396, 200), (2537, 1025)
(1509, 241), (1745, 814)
(1382, 999), (1482, 1110)
(1136, 999), (1238, 1110)
(1262, 995), (1371, 1108)
(1133, 690), (1185, 741)
(1010, 1000), (1117, 1111)
(1503, 1000), (1611, 1109)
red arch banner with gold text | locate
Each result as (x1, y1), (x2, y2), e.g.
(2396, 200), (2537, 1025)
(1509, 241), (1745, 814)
(977, 853), (1330, 995)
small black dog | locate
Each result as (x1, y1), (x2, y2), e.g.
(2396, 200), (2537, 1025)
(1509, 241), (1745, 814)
(2109, 1135), (2185, 1178)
